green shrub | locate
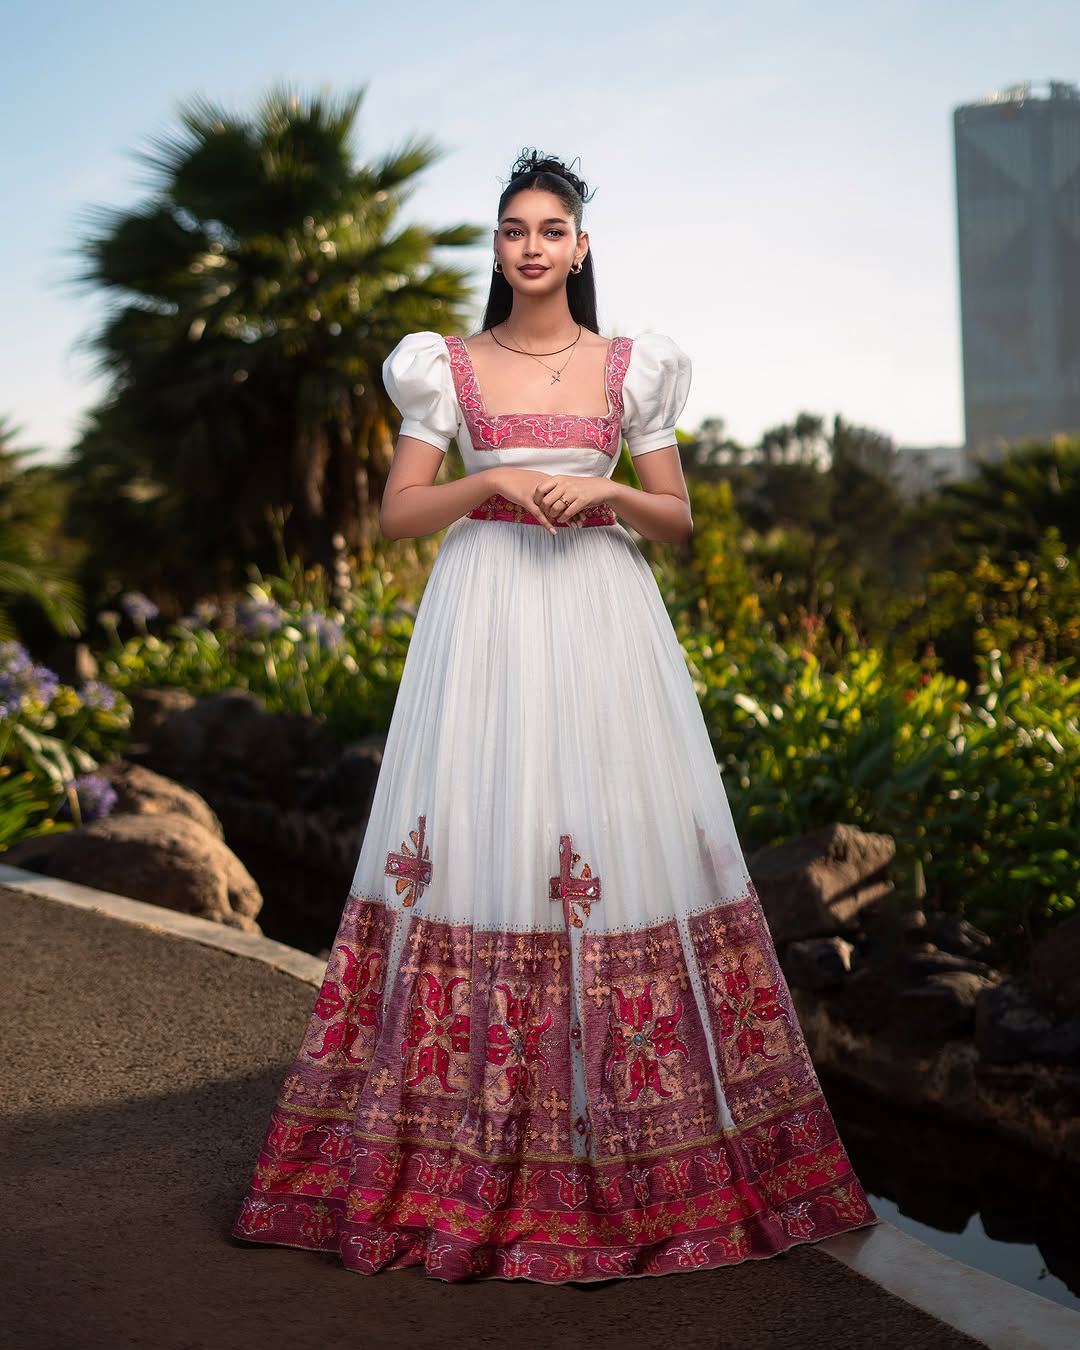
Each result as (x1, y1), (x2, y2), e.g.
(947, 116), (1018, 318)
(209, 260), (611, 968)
(691, 639), (1078, 955)
(98, 563), (415, 743)
(0, 640), (132, 844)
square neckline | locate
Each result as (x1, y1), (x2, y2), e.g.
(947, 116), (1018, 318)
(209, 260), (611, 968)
(447, 335), (625, 424)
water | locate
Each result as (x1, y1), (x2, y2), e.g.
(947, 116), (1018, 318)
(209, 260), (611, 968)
(824, 1077), (1080, 1314)
(866, 1194), (1080, 1312)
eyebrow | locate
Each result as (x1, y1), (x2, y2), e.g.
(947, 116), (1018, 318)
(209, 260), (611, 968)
(499, 216), (571, 226)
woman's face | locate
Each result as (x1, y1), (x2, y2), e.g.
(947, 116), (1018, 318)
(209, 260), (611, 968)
(493, 188), (588, 297)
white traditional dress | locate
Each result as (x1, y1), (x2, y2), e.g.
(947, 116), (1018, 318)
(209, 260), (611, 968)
(231, 330), (875, 1282)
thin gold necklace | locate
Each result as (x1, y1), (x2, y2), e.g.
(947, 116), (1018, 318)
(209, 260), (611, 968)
(490, 323), (583, 384)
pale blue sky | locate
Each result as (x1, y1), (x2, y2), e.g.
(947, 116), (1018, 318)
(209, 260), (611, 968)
(3, 0), (1077, 460)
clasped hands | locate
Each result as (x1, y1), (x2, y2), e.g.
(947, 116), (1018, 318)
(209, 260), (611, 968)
(495, 468), (612, 535)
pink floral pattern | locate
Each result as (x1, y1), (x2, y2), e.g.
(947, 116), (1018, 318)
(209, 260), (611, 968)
(232, 890), (875, 1283)
(466, 494), (616, 527)
(445, 335), (633, 456)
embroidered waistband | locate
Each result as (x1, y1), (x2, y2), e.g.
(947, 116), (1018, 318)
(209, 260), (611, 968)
(466, 494), (616, 527)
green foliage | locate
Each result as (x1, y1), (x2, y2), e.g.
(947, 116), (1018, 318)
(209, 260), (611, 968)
(0, 417), (85, 641)
(931, 437), (1080, 561)
(99, 558), (417, 743)
(679, 412), (915, 646)
(0, 767), (72, 851)
(657, 478), (763, 649)
(690, 640), (1078, 955)
(902, 529), (1080, 673)
(0, 641), (133, 844)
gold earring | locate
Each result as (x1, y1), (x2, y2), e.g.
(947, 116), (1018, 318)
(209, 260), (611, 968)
(570, 259), (583, 274)
(494, 259), (504, 273)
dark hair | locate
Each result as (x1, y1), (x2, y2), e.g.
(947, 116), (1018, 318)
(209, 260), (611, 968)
(481, 149), (599, 332)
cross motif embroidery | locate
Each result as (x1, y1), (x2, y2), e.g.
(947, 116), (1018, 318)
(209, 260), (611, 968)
(385, 814), (432, 907)
(548, 835), (601, 930)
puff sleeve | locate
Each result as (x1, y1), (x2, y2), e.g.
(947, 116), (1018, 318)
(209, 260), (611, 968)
(381, 331), (459, 454)
(621, 333), (692, 456)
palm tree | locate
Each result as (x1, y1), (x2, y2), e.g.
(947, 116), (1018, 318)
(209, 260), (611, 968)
(67, 86), (481, 600)
(0, 418), (84, 641)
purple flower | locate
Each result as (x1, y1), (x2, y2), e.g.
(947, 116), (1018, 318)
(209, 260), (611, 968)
(0, 640), (32, 674)
(27, 664), (59, 705)
(0, 642), (59, 715)
(60, 772), (118, 823)
(118, 591), (160, 623)
(0, 676), (21, 718)
(236, 597), (285, 637)
(79, 679), (119, 713)
(300, 612), (346, 651)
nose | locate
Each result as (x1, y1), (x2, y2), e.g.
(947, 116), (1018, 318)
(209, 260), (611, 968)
(523, 233), (543, 257)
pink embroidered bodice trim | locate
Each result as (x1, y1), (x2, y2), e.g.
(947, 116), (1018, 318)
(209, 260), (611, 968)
(444, 334), (633, 456)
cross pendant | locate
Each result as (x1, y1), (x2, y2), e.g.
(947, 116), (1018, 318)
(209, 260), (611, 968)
(550, 371), (561, 383)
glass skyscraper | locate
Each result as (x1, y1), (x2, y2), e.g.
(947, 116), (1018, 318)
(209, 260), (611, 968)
(954, 80), (1080, 455)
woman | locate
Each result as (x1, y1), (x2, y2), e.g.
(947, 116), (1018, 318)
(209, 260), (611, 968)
(231, 150), (875, 1283)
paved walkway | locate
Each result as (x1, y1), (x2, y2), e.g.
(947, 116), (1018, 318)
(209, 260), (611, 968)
(2, 875), (1075, 1350)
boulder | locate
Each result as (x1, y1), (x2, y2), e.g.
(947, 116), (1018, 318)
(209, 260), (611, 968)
(132, 689), (339, 807)
(300, 736), (384, 814)
(748, 823), (895, 944)
(793, 988), (1080, 1165)
(899, 970), (996, 1040)
(906, 945), (993, 978)
(98, 759), (224, 838)
(922, 911), (994, 962)
(4, 811), (262, 931)
(1028, 913), (1080, 1017)
(976, 978), (1080, 1065)
(126, 685), (197, 745)
(782, 937), (854, 991)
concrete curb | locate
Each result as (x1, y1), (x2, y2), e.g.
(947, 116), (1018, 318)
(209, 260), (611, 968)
(821, 1224), (1080, 1350)
(3, 861), (1079, 1348)
(0, 862), (326, 985)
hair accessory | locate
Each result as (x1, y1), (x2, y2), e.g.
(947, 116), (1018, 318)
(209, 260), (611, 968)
(506, 148), (592, 205)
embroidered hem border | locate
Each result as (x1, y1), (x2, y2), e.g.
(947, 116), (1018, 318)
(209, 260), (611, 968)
(231, 890), (875, 1282)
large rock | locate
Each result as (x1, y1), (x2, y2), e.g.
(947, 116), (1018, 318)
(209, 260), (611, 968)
(906, 946), (993, 979)
(782, 937), (854, 991)
(977, 977), (1080, 1065)
(748, 823), (895, 944)
(900, 970), (996, 1040)
(922, 911), (994, 962)
(793, 987), (1080, 1164)
(123, 689), (387, 953)
(126, 685), (197, 745)
(132, 689), (339, 807)
(99, 759), (224, 838)
(1028, 913), (1080, 1016)
(5, 812), (262, 931)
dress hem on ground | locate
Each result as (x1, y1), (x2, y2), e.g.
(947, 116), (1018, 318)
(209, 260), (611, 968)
(231, 888), (876, 1284)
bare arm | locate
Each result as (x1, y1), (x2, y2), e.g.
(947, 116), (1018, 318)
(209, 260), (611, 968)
(534, 444), (694, 545)
(380, 437), (562, 539)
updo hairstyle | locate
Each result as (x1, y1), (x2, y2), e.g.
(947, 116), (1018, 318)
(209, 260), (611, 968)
(481, 149), (599, 333)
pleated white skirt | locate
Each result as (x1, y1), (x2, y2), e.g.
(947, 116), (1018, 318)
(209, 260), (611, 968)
(351, 515), (750, 935)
